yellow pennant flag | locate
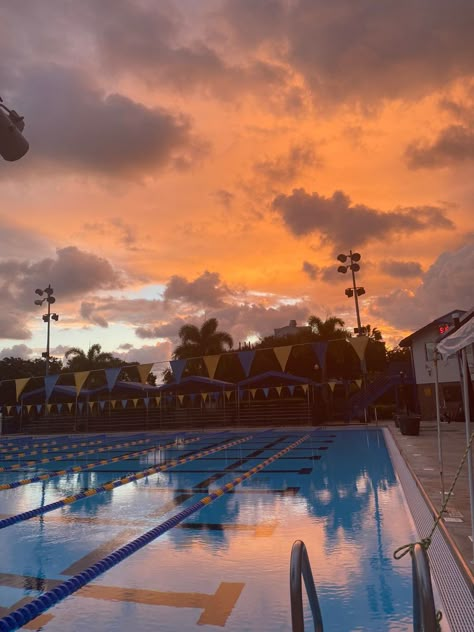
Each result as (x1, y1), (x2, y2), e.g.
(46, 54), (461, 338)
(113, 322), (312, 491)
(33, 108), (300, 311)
(302, 384), (308, 393)
(349, 336), (369, 362)
(274, 346), (292, 371)
(225, 390), (233, 400)
(201, 392), (208, 402)
(250, 388), (257, 399)
(111, 400), (117, 408)
(355, 379), (362, 389)
(155, 396), (161, 406)
(276, 386), (282, 396)
(74, 371), (90, 395)
(67, 403), (73, 412)
(15, 377), (30, 401)
(26, 405), (33, 413)
(137, 363), (154, 384)
(88, 402), (95, 411)
(46, 404), (52, 413)
(132, 399), (139, 408)
(328, 381), (337, 392)
(203, 354), (221, 380)
(178, 395), (185, 405)
(6, 406), (12, 414)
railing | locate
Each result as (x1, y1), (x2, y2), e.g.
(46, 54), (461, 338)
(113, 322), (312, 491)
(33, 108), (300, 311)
(290, 540), (324, 631)
(411, 543), (438, 632)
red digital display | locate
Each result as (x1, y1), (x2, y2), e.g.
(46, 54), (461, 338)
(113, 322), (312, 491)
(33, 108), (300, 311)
(438, 324), (450, 334)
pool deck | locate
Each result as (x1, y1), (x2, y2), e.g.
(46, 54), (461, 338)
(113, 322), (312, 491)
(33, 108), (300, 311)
(385, 419), (474, 581)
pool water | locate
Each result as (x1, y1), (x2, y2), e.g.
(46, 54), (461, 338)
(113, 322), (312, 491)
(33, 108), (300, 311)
(0, 429), (417, 631)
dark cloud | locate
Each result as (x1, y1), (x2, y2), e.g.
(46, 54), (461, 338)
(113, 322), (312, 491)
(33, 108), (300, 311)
(213, 189), (235, 208)
(302, 261), (319, 280)
(405, 124), (474, 169)
(220, 0), (474, 105)
(0, 247), (126, 339)
(272, 188), (454, 250)
(0, 344), (33, 359)
(10, 65), (201, 177)
(114, 341), (172, 366)
(382, 260), (423, 278)
(253, 143), (321, 184)
(370, 242), (474, 330)
(164, 271), (230, 307)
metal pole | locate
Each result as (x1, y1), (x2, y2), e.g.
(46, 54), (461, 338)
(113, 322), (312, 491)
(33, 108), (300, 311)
(433, 352), (445, 498)
(350, 250), (362, 332)
(460, 348), (474, 563)
(45, 298), (51, 377)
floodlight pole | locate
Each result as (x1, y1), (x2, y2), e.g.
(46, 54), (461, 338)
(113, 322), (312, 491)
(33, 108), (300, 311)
(349, 250), (363, 334)
(45, 292), (52, 376)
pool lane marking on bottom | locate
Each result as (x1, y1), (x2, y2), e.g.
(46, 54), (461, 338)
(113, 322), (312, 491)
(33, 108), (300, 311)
(0, 434), (310, 632)
(0, 435), (254, 530)
(0, 572), (244, 628)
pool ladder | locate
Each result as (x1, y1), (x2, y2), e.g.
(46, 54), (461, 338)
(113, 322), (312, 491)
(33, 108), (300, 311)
(290, 540), (439, 632)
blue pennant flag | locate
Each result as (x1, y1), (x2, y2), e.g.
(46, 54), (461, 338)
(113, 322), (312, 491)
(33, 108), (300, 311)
(312, 342), (328, 369)
(44, 374), (59, 401)
(105, 367), (122, 392)
(238, 350), (255, 377)
(170, 359), (186, 383)
(263, 387), (270, 398)
(289, 385), (295, 396)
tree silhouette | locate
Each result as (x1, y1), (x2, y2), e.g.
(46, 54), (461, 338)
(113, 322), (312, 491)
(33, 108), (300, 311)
(64, 344), (122, 372)
(173, 318), (233, 359)
(308, 315), (351, 340)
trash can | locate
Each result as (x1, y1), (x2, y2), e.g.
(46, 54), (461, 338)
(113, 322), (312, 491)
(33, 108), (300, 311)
(399, 416), (420, 436)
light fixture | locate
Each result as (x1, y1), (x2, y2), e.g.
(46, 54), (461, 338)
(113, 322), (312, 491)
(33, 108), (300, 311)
(0, 98), (29, 161)
(34, 284), (59, 376)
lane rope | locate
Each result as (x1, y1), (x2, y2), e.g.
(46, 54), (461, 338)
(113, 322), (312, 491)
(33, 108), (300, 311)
(0, 435), (203, 490)
(0, 433), (309, 631)
(0, 435), (254, 530)
(0, 434), (168, 473)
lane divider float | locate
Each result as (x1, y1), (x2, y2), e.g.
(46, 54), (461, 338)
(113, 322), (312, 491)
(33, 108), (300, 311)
(0, 433), (309, 631)
(0, 435), (254, 530)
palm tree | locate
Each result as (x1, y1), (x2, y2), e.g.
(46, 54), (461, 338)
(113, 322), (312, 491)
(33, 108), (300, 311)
(365, 324), (383, 341)
(173, 318), (233, 360)
(64, 344), (119, 372)
(307, 315), (350, 340)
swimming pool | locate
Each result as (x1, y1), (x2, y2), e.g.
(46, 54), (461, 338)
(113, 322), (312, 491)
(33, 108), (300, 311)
(0, 428), (421, 630)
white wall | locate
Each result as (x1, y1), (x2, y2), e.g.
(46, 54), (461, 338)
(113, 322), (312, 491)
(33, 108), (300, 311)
(412, 326), (460, 385)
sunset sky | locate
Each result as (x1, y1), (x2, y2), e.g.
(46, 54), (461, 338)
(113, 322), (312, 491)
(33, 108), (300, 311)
(1, 0), (473, 370)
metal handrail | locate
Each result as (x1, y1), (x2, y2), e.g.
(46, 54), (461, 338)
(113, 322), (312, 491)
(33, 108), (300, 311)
(290, 540), (324, 631)
(411, 543), (438, 632)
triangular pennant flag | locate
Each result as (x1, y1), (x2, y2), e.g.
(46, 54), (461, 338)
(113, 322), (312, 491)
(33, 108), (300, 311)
(274, 346), (292, 371)
(203, 355), (221, 380)
(238, 350), (255, 377)
(178, 394), (185, 405)
(105, 367), (122, 392)
(15, 377), (30, 401)
(27, 405), (33, 413)
(46, 404), (52, 413)
(328, 381), (337, 392)
(74, 371), (90, 396)
(111, 400), (117, 408)
(67, 402), (73, 412)
(288, 385), (295, 396)
(302, 384), (308, 393)
(44, 374), (59, 401)
(263, 387), (270, 398)
(250, 388), (257, 398)
(121, 399), (128, 409)
(155, 396), (161, 406)
(57, 403), (63, 413)
(170, 359), (186, 383)
(99, 400), (106, 410)
(355, 379), (362, 389)
(88, 402), (95, 411)
(349, 336), (369, 362)
(137, 363), (154, 384)
(225, 390), (233, 400)
(312, 342), (328, 370)
(201, 392), (208, 402)
(143, 397), (149, 409)
(36, 404), (42, 414)
(276, 386), (282, 396)
(132, 399), (139, 407)
(190, 394), (197, 405)
(6, 406), (12, 414)
(16, 405), (22, 414)
(78, 402), (84, 413)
